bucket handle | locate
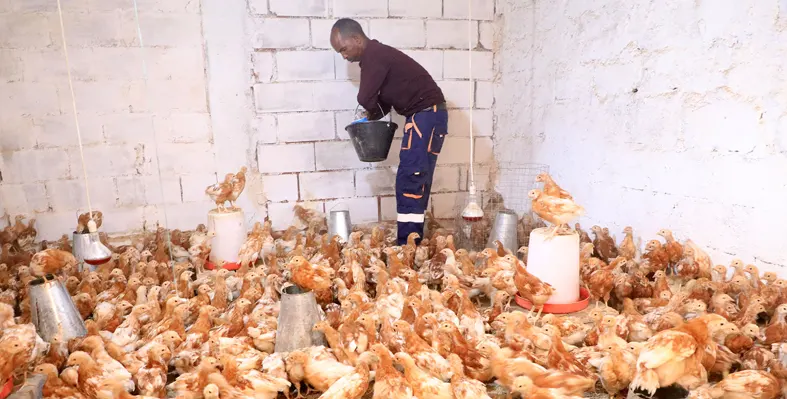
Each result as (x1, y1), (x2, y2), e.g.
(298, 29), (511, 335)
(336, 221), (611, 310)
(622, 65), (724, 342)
(354, 103), (393, 125)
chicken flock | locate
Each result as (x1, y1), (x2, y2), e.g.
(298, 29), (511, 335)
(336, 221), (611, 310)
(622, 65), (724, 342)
(0, 173), (787, 399)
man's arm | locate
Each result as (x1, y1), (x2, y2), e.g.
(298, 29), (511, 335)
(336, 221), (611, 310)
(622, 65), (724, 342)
(357, 61), (391, 120)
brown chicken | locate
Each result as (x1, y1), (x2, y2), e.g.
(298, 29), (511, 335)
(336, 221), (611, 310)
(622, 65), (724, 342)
(596, 343), (636, 398)
(205, 173), (235, 211)
(514, 259), (555, 320)
(29, 248), (78, 279)
(762, 303), (787, 345)
(288, 256), (334, 292)
(619, 227), (637, 261)
(590, 226), (618, 262)
(368, 344), (416, 399)
(586, 260), (616, 307)
(691, 370), (782, 399)
(641, 240), (670, 274)
(630, 314), (729, 395)
(227, 166), (247, 208)
(657, 229), (683, 268)
(394, 352), (452, 399)
(528, 189), (585, 238)
(535, 172), (573, 200)
(76, 211), (103, 234)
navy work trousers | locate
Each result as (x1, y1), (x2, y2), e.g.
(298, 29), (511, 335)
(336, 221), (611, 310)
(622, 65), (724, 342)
(396, 105), (448, 245)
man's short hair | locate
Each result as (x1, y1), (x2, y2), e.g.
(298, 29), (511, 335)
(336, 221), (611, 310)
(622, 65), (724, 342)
(332, 18), (366, 38)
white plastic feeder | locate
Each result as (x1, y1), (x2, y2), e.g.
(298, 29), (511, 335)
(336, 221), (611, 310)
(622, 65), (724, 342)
(207, 209), (246, 267)
(525, 228), (581, 304)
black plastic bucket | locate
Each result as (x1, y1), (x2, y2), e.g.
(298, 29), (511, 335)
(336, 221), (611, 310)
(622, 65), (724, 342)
(344, 106), (398, 162)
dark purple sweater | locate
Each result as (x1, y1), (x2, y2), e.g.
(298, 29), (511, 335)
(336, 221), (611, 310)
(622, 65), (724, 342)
(357, 40), (445, 119)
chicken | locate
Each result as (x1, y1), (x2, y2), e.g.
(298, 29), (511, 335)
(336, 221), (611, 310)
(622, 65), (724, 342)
(29, 248), (77, 279)
(724, 324), (756, 355)
(288, 346), (355, 393)
(169, 356), (223, 397)
(540, 314), (589, 346)
(657, 229), (683, 268)
(135, 343), (170, 397)
(535, 172), (573, 199)
(392, 320), (452, 381)
(78, 336), (135, 392)
(368, 344), (416, 399)
(619, 227), (637, 261)
(593, 343), (637, 398)
(228, 166), (247, 209)
(316, 353), (371, 399)
(205, 173), (235, 211)
(394, 352), (453, 399)
(591, 226), (618, 263)
(35, 363), (88, 399)
(510, 376), (584, 399)
(762, 304), (787, 345)
(288, 256), (334, 292)
(693, 370), (782, 399)
(77, 211), (103, 234)
(66, 351), (129, 398)
(630, 314), (730, 394)
(514, 258), (555, 320)
(641, 240), (670, 274)
(586, 259), (617, 307)
(237, 221), (264, 272)
(528, 189), (585, 238)
(447, 353), (491, 399)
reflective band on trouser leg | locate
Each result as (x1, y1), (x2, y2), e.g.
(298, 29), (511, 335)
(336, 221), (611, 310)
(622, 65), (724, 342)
(397, 213), (425, 223)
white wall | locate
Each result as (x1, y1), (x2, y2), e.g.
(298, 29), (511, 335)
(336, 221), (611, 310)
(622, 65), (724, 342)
(0, 0), (497, 237)
(495, 0), (787, 274)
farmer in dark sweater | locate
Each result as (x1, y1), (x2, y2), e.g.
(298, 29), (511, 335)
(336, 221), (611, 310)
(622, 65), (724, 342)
(330, 18), (448, 245)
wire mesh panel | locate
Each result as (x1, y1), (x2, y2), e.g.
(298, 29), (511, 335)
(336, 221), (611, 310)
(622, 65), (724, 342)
(453, 163), (549, 251)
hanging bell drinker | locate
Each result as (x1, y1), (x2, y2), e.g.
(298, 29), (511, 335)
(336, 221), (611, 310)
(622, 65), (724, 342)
(72, 230), (112, 271)
(28, 276), (87, 342)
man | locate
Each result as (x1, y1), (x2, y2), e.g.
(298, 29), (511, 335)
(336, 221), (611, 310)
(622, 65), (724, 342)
(330, 18), (448, 245)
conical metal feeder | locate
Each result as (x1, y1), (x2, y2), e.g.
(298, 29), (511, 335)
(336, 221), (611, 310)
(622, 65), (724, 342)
(72, 231), (112, 272)
(28, 275), (87, 342)
(274, 285), (326, 353)
(486, 209), (519, 253)
(328, 209), (352, 243)
(7, 374), (46, 399)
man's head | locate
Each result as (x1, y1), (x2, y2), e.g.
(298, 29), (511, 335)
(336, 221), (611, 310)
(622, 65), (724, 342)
(330, 18), (368, 63)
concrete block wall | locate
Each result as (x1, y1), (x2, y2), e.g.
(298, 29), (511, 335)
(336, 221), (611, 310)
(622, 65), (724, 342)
(0, 0), (217, 239)
(494, 0), (787, 274)
(0, 0), (498, 237)
(250, 0), (498, 230)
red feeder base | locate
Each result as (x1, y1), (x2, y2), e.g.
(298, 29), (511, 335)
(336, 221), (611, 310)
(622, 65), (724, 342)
(0, 379), (12, 399)
(205, 261), (240, 271)
(515, 287), (591, 314)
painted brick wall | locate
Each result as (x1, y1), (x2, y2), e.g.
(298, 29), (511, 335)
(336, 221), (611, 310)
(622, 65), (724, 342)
(250, 0), (498, 230)
(0, 0), (498, 236)
(0, 0), (216, 239)
(494, 0), (787, 274)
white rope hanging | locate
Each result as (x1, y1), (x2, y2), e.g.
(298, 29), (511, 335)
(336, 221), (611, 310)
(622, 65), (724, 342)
(130, 0), (176, 269)
(467, 0), (477, 193)
(55, 0), (95, 221)
(56, 0), (176, 266)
